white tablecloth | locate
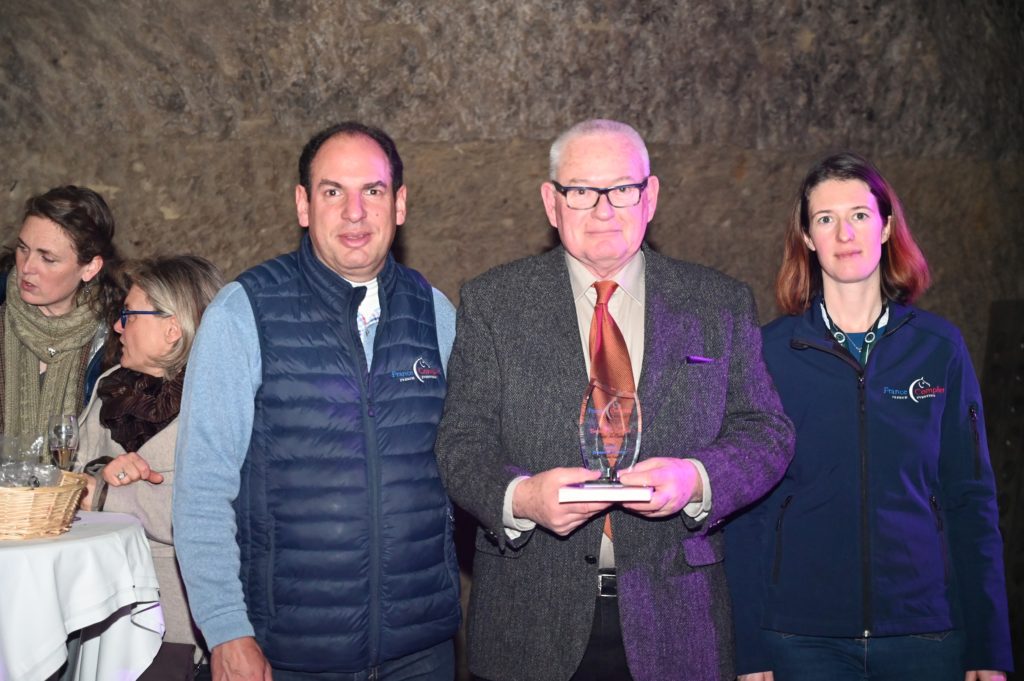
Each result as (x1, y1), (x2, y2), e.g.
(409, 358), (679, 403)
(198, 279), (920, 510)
(0, 511), (164, 681)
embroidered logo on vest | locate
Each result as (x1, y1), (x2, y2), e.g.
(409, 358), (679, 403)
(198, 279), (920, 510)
(391, 357), (441, 383)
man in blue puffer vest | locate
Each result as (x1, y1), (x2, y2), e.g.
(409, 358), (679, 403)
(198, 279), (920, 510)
(173, 122), (461, 680)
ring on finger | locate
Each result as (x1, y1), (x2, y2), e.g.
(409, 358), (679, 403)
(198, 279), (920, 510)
(116, 470), (127, 481)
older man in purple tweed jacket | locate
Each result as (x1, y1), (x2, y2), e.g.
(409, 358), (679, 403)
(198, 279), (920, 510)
(435, 119), (795, 681)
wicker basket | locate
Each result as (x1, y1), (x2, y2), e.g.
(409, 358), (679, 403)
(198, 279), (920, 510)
(0, 470), (88, 541)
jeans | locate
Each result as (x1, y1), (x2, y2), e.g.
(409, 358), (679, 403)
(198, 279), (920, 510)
(766, 630), (965, 681)
(197, 640), (454, 681)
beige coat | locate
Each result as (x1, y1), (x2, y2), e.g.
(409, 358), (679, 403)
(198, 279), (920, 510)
(75, 365), (198, 650)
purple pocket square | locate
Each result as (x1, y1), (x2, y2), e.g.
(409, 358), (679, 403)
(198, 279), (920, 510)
(685, 355), (716, 364)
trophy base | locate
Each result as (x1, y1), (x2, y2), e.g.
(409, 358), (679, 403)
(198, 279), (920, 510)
(558, 482), (653, 503)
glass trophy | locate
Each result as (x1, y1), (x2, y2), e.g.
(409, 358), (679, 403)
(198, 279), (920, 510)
(558, 380), (653, 502)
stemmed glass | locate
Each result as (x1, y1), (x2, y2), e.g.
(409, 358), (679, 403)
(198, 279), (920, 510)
(47, 414), (80, 471)
(0, 435), (20, 486)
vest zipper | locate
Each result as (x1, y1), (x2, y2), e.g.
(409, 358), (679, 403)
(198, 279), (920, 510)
(350, 306), (382, 665)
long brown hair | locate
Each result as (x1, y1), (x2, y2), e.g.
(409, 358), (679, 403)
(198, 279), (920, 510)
(776, 152), (931, 315)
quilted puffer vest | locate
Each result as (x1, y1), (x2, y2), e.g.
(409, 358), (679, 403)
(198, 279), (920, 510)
(235, 235), (460, 672)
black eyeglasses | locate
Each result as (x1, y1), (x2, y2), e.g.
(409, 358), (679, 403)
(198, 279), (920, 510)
(551, 178), (649, 210)
(119, 308), (165, 327)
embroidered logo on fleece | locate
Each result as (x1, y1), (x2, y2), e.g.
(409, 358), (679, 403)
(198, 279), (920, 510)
(390, 357), (441, 383)
(883, 376), (946, 402)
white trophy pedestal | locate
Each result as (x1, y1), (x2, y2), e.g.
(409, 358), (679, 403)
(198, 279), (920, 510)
(558, 482), (653, 503)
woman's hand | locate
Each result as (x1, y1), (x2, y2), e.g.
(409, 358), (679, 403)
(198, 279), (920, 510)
(102, 452), (164, 487)
(79, 474), (98, 511)
(738, 673), (774, 681)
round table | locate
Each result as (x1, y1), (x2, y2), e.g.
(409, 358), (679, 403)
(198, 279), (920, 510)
(0, 511), (164, 681)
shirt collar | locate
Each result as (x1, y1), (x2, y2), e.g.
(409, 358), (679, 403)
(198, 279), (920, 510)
(565, 249), (646, 306)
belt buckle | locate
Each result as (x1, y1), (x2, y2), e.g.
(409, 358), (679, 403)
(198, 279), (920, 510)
(598, 571), (617, 598)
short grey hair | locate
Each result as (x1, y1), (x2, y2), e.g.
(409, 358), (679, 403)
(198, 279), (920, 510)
(126, 255), (225, 379)
(548, 119), (651, 180)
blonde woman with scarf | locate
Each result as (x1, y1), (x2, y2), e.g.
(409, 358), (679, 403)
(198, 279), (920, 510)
(77, 254), (225, 679)
(0, 185), (123, 442)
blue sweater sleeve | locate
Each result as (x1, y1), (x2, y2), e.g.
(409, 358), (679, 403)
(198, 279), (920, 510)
(432, 287), (456, 373)
(172, 282), (262, 650)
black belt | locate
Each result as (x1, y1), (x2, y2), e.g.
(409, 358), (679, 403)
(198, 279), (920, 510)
(598, 569), (617, 598)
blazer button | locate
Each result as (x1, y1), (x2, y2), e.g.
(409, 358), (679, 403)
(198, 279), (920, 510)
(584, 555), (597, 564)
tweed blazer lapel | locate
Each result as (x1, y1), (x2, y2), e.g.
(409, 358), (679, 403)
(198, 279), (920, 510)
(524, 247), (591, 448)
(532, 245), (712, 443)
(637, 247), (714, 435)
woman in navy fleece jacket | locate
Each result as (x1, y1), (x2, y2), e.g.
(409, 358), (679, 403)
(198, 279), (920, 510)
(725, 152), (1012, 681)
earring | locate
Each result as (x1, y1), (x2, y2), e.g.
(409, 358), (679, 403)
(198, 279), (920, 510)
(82, 280), (94, 294)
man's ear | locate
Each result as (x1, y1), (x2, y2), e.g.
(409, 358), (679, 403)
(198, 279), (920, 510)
(540, 181), (559, 229)
(295, 184), (310, 228)
(394, 185), (408, 227)
(643, 175), (660, 223)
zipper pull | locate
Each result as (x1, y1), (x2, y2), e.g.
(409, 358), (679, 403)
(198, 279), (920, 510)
(929, 495), (944, 530)
(776, 495), (794, 530)
(968, 405), (981, 478)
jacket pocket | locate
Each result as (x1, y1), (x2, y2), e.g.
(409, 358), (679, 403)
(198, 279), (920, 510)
(474, 526), (524, 558)
(682, 533), (723, 567)
(771, 495), (794, 584)
(265, 515), (277, 617)
(443, 503), (461, 595)
(929, 495), (951, 583)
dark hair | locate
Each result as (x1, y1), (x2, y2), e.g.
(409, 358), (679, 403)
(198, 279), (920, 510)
(298, 122), (404, 198)
(22, 185), (127, 363)
(776, 152), (931, 314)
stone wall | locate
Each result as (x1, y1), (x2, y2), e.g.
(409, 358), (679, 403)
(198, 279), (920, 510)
(2, 0), (1021, 366)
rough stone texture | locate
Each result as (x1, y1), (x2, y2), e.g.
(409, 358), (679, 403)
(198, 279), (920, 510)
(1, 0), (1022, 670)
(2, 0), (1021, 363)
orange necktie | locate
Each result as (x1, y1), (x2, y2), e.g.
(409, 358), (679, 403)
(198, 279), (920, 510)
(588, 281), (636, 537)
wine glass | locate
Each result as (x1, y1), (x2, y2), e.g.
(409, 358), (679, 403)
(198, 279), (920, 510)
(0, 434), (18, 466)
(47, 414), (80, 471)
(0, 435), (19, 486)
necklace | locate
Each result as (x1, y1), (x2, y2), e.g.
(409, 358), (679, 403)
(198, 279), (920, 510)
(820, 300), (889, 365)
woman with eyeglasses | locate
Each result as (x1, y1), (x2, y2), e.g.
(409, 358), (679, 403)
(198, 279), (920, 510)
(725, 152), (1012, 680)
(0, 185), (124, 441)
(77, 255), (224, 679)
